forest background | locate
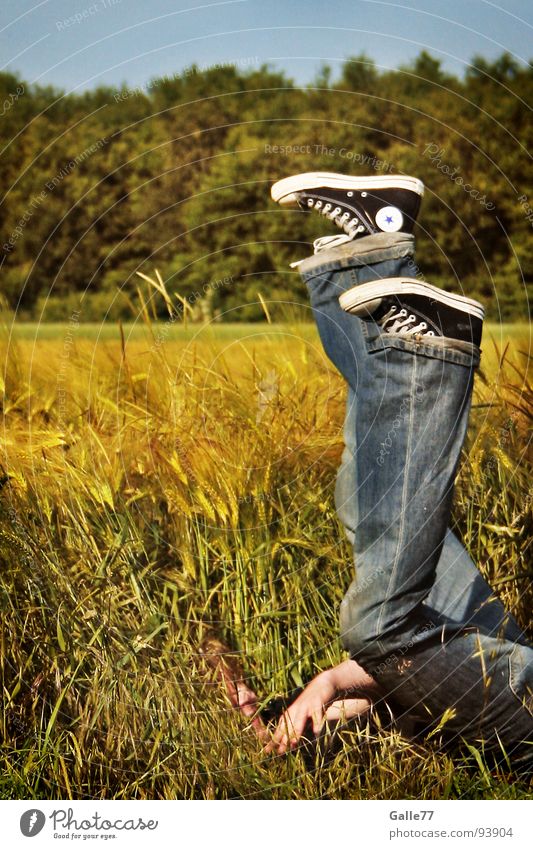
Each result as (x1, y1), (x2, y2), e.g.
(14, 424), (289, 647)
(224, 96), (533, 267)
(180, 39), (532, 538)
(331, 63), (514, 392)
(1, 50), (532, 323)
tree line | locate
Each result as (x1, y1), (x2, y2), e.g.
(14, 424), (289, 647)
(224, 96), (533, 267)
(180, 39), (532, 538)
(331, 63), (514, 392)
(1, 51), (532, 321)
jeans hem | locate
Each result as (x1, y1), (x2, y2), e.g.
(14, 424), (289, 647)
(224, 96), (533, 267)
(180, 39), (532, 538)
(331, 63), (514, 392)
(299, 233), (416, 279)
(361, 319), (481, 367)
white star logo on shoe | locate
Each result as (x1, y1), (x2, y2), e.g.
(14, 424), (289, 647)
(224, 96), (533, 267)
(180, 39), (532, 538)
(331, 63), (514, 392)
(375, 206), (404, 232)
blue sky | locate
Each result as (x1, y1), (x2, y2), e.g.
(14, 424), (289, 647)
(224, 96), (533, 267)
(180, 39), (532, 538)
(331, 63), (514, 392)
(1, 0), (532, 92)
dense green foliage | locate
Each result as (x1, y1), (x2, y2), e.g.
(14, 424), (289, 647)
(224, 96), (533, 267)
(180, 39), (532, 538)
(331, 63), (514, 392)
(1, 51), (533, 321)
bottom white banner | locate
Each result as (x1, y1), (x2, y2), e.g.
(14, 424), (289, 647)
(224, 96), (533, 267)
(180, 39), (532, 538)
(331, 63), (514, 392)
(1, 799), (532, 848)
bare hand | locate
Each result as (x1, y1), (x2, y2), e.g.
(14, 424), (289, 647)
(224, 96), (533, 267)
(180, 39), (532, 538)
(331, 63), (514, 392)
(264, 671), (336, 755)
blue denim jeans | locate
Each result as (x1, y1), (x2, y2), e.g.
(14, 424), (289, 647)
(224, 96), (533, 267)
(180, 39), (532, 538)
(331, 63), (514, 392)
(299, 233), (533, 766)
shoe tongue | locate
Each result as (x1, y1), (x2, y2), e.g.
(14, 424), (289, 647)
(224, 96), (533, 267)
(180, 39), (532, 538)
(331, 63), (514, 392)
(395, 295), (442, 334)
(379, 295), (441, 335)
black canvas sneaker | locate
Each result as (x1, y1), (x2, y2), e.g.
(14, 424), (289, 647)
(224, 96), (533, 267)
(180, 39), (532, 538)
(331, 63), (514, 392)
(271, 172), (424, 252)
(339, 277), (484, 347)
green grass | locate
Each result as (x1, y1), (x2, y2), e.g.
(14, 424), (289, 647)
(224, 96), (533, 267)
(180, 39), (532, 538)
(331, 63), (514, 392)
(0, 312), (531, 799)
(10, 321), (319, 342)
(9, 320), (532, 342)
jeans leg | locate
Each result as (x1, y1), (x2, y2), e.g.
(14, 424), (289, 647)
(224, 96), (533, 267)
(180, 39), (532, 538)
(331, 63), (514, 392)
(377, 628), (533, 769)
(297, 232), (416, 394)
(423, 529), (528, 644)
(335, 394), (526, 644)
(302, 237), (533, 762)
(302, 234), (480, 664)
(338, 323), (477, 665)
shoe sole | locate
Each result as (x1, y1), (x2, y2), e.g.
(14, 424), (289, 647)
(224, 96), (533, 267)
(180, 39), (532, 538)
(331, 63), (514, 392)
(339, 277), (485, 320)
(271, 172), (425, 206)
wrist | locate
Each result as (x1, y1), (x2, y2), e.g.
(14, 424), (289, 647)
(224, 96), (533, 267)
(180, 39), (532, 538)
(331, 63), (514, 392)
(317, 667), (338, 694)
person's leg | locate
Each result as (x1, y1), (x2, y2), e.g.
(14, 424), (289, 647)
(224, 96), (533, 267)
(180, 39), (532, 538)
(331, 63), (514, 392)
(331, 254), (526, 647)
(299, 235), (533, 765)
(300, 232), (474, 654)
(337, 401), (526, 643)
(423, 530), (527, 643)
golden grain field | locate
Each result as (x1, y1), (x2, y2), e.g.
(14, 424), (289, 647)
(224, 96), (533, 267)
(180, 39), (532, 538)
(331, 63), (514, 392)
(1, 304), (531, 799)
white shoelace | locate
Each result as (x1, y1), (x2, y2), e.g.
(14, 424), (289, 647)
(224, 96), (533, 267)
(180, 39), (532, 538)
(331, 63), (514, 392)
(304, 198), (367, 253)
(288, 198), (369, 267)
(289, 232), (356, 267)
(312, 233), (355, 253)
(378, 306), (435, 337)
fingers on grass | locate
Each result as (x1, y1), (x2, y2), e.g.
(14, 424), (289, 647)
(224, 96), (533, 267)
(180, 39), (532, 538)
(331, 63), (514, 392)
(264, 709), (316, 755)
(264, 714), (296, 754)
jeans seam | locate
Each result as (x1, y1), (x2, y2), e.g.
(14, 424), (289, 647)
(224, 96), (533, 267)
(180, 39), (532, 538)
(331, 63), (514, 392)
(375, 349), (418, 655)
